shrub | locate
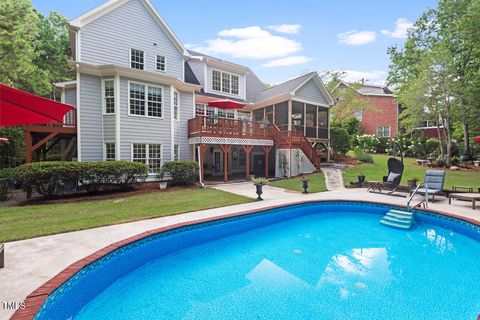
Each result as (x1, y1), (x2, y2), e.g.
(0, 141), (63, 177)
(343, 117), (361, 136)
(0, 168), (14, 201)
(355, 135), (380, 153)
(14, 161), (148, 197)
(159, 160), (198, 186)
(354, 147), (374, 163)
(330, 127), (351, 156)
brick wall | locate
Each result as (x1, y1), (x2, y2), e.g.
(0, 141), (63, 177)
(358, 95), (398, 138)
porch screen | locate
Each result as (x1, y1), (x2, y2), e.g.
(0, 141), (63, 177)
(253, 109), (264, 122)
(291, 101), (304, 133)
(305, 104), (317, 138)
(274, 102), (288, 131)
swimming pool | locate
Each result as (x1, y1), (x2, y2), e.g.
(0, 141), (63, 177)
(33, 201), (480, 319)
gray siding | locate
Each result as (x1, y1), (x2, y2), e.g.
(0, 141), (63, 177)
(80, 0), (183, 79)
(103, 116), (115, 141)
(205, 66), (246, 100)
(294, 79), (328, 105)
(118, 77), (172, 162)
(79, 74), (103, 161)
(179, 91), (194, 160)
(65, 88), (77, 106)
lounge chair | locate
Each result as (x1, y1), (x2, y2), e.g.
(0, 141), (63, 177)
(369, 157), (405, 197)
(411, 170), (446, 203)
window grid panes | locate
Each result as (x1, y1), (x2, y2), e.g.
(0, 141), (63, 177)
(130, 49), (144, 70)
(132, 144), (146, 165)
(212, 70), (239, 95)
(212, 70), (221, 91)
(231, 75), (239, 95)
(129, 83), (145, 115)
(221, 73), (231, 93)
(156, 55), (166, 71)
(376, 126), (391, 138)
(174, 145), (179, 161)
(105, 143), (115, 161)
(195, 104), (205, 116)
(173, 91), (179, 120)
(226, 110), (235, 119)
(104, 80), (115, 114)
(147, 86), (162, 117)
(148, 144), (162, 173)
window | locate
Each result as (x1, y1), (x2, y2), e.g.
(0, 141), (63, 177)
(130, 49), (144, 70)
(376, 126), (391, 138)
(195, 103), (205, 116)
(156, 55), (166, 71)
(132, 143), (162, 174)
(217, 109), (226, 119)
(105, 142), (115, 161)
(103, 80), (115, 114)
(212, 70), (239, 95)
(173, 91), (179, 121)
(355, 107), (362, 121)
(129, 82), (163, 118)
(174, 144), (179, 161)
(225, 110), (235, 119)
(206, 106), (215, 116)
(238, 148), (246, 167)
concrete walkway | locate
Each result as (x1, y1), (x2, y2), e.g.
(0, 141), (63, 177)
(321, 166), (345, 190)
(1, 188), (479, 320)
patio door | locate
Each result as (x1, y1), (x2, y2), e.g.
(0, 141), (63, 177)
(213, 150), (222, 174)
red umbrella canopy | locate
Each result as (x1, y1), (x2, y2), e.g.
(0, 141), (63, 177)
(475, 137), (480, 143)
(0, 84), (74, 127)
(208, 99), (246, 110)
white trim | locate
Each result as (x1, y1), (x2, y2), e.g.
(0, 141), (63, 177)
(127, 81), (164, 119)
(170, 85), (175, 161)
(173, 89), (179, 122)
(76, 70), (82, 161)
(290, 97), (330, 109)
(188, 137), (274, 146)
(334, 81), (396, 98)
(77, 30), (81, 62)
(60, 89), (65, 103)
(101, 78), (115, 115)
(155, 54), (167, 72)
(129, 48), (145, 70)
(210, 68), (241, 96)
(130, 142), (163, 175)
(114, 74), (121, 160)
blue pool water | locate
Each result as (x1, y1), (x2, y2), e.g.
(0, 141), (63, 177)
(36, 202), (480, 319)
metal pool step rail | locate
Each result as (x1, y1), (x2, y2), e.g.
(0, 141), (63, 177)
(380, 209), (415, 230)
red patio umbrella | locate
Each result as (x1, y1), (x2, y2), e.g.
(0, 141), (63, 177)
(475, 137), (480, 143)
(208, 99), (245, 109)
(0, 84), (74, 127)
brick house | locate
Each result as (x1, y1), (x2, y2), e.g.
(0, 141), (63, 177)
(336, 82), (399, 139)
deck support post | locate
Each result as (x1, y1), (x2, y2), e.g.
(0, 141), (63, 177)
(263, 146), (272, 179)
(219, 144), (232, 182)
(25, 129), (32, 163)
(199, 144), (207, 184)
(242, 145), (254, 180)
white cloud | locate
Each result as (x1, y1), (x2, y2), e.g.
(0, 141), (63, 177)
(381, 18), (413, 39)
(338, 30), (376, 45)
(189, 26), (302, 59)
(337, 70), (387, 85)
(267, 24), (302, 35)
(262, 56), (313, 68)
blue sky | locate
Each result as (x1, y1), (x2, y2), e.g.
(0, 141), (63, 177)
(32, 0), (436, 85)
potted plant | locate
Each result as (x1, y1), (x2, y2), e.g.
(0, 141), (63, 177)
(301, 176), (309, 194)
(407, 177), (419, 188)
(252, 177), (267, 201)
(357, 173), (365, 184)
(157, 168), (168, 190)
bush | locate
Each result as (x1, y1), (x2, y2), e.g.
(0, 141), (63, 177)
(0, 168), (14, 201)
(159, 160), (198, 186)
(354, 147), (374, 163)
(330, 127), (351, 156)
(14, 161), (148, 197)
(343, 117), (361, 136)
(355, 135), (381, 153)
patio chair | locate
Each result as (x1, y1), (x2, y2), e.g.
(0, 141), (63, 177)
(412, 170), (446, 203)
(369, 157), (405, 197)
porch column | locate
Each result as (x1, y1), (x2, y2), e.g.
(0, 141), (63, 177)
(263, 146), (272, 179)
(25, 129), (32, 163)
(242, 145), (254, 180)
(219, 144), (232, 182)
(199, 144), (207, 184)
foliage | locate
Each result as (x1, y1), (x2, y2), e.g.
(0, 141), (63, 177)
(252, 177), (268, 185)
(0, 127), (25, 168)
(353, 147), (374, 163)
(0, 168), (14, 201)
(13, 161), (148, 197)
(278, 153), (288, 177)
(159, 161), (198, 186)
(343, 117), (362, 136)
(354, 135), (380, 153)
(330, 127), (351, 156)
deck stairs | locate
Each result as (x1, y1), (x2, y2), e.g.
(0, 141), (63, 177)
(380, 209), (415, 230)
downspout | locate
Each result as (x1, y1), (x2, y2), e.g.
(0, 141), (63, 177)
(197, 145), (205, 188)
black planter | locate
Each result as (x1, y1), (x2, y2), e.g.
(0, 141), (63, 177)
(302, 179), (309, 194)
(460, 154), (472, 162)
(255, 184), (263, 201)
(358, 175), (366, 183)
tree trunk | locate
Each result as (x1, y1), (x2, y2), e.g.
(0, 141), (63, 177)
(461, 98), (470, 155)
(436, 125), (444, 160)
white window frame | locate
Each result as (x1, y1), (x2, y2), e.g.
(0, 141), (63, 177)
(128, 81), (164, 119)
(155, 54), (166, 72)
(376, 126), (391, 138)
(130, 48), (145, 70)
(102, 79), (115, 115)
(173, 90), (179, 121)
(211, 69), (240, 95)
(104, 142), (116, 161)
(195, 103), (206, 116)
(131, 143), (163, 175)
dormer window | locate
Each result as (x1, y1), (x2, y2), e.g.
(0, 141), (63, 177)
(156, 55), (166, 72)
(212, 70), (239, 95)
(130, 49), (144, 70)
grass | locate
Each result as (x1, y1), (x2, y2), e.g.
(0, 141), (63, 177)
(343, 153), (480, 189)
(0, 188), (252, 242)
(270, 172), (328, 193)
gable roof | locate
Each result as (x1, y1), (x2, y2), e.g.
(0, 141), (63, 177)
(70, 0), (189, 56)
(184, 62), (200, 85)
(336, 81), (395, 97)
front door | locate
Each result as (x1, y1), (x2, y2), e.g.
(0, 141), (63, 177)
(253, 155), (265, 177)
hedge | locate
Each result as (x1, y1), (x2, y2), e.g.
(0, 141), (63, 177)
(0, 168), (14, 201)
(13, 161), (148, 197)
(158, 160), (198, 186)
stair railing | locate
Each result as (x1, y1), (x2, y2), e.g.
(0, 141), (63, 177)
(407, 183), (428, 210)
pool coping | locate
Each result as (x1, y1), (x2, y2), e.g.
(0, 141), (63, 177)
(11, 199), (480, 319)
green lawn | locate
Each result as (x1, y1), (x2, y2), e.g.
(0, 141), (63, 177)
(0, 188), (252, 242)
(270, 172), (327, 193)
(343, 153), (480, 189)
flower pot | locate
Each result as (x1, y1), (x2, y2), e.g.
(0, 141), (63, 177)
(255, 184), (263, 201)
(302, 179), (309, 194)
(159, 182), (168, 190)
(474, 161), (480, 167)
(407, 179), (417, 188)
(357, 175), (365, 184)
(460, 154), (472, 162)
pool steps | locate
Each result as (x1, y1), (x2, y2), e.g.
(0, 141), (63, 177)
(380, 209), (415, 230)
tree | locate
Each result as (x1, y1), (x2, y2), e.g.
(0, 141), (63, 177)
(330, 127), (351, 157)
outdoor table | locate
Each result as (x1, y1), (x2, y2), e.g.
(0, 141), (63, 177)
(449, 193), (480, 210)
(452, 186), (473, 193)
(367, 181), (381, 192)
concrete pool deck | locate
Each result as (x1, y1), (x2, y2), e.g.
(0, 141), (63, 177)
(1, 187), (479, 319)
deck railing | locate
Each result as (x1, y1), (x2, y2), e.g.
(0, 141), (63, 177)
(188, 116), (273, 140)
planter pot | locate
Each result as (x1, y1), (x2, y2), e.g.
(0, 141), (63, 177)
(159, 182), (168, 190)
(407, 180), (417, 188)
(473, 161), (480, 167)
(302, 179), (309, 194)
(460, 154), (472, 162)
(255, 184), (263, 201)
(357, 175), (365, 184)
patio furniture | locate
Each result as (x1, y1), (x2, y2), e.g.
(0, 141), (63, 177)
(366, 180), (382, 192)
(369, 157), (405, 197)
(416, 159), (431, 166)
(452, 186), (473, 193)
(0, 243), (4, 268)
(449, 193), (480, 210)
(412, 170), (446, 203)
